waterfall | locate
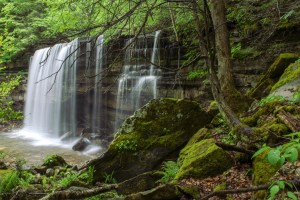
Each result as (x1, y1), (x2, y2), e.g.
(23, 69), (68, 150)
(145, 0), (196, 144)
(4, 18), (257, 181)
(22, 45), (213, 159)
(17, 36), (105, 147)
(23, 39), (79, 138)
(115, 31), (162, 130)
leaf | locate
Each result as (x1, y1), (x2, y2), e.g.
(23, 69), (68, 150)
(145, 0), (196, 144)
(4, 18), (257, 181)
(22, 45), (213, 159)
(287, 191), (298, 200)
(277, 181), (285, 190)
(284, 147), (298, 162)
(252, 146), (270, 159)
(267, 149), (281, 165)
(269, 185), (280, 197)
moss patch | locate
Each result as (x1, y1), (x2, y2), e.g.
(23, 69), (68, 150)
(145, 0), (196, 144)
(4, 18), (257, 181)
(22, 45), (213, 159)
(253, 151), (280, 199)
(176, 139), (233, 180)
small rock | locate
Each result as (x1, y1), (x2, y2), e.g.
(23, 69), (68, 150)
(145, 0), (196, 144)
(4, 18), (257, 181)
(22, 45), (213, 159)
(295, 168), (300, 176)
(0, 161), (8, 169)
(46, 168), (55, 177)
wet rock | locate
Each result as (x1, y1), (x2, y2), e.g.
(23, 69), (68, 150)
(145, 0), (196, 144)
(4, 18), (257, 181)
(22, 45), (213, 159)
(90, 98), (213, 182)
(72, 138), (91, 151)
(81, 127), (93, 139)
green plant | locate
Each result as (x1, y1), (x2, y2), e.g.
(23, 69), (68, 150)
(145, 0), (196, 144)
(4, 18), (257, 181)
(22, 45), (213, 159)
(253, 132), (300, 199)
(115, 140), (138, 152)
(0, 152), (6, 159)
(0, 170), (20, 194)
(157, 160), (180, 183)
(187, 68), (208, 80)
(280, 10), (295, 22)
(291, 92), (300, 104)
(103, 172), (117, 184)
(57, 173), (78, 188)
(259, 95), (285, 106)
(78, 166), (94, 185)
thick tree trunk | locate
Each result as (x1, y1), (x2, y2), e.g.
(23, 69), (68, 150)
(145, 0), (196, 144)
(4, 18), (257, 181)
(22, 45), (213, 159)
(210, 0), (235, 93)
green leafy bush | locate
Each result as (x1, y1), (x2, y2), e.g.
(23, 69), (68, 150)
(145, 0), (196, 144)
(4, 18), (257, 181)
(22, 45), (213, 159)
(0, 171), (20, 194)
(103, 172), (117, 184)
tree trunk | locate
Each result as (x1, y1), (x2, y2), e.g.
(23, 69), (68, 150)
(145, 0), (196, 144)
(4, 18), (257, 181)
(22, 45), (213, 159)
(210, 0), (235, 94)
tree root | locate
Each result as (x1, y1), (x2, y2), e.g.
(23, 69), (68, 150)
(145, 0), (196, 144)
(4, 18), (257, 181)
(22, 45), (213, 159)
(39, 184), (118, 200)
(199, 179), (300, 200)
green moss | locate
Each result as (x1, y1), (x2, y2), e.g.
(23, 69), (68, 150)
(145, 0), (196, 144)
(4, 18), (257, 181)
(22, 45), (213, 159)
(179, 185), (200, 199)
(185, 128), (212, 146)
(214, 182), (226, 191)
(271, 62), (300, 92)
(253, 151), (280, 199)
(176, 139), (233, 180)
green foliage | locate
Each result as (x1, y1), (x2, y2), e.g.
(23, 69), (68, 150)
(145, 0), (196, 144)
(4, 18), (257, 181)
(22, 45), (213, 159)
(291, 92), (300, 104)
(231, 43), (260, 60)
(0, 0), (48, 63)
(259, 95), (285, 106)
(78, 166), (94, 185)
(103, 172), (117, 184)
(115, 139), (138, 152)
(0, 152), (6, 159)
(0, 67), (23, 124)
(0, 170), (19, 193)
(187, 68), (208, 80)
(57, 173), (78, 188)
(157, 160), (180, 183)
(253, 132), (300, 199)
(280, 10), (295, 22)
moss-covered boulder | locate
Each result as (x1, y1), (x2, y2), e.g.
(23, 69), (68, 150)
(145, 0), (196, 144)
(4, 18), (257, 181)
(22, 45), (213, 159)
(249, 53), (299, 99)
(271, 61), (300, 99)
(175, 138), (233, 180)
(252, 151), (280, 199)
(90, 98), (213, 182)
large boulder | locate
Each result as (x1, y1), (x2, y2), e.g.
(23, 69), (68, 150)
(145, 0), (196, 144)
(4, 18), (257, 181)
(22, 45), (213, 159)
(249, 53), (299, 99)
(270, 61), (300, 99)
(90, 98), (213, 182)
(175, 138), (233, 180)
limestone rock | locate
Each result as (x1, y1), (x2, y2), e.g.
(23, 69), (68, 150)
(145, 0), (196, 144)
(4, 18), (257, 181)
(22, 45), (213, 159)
(90, 98), (213, 182)
(176, 138), (233, 180)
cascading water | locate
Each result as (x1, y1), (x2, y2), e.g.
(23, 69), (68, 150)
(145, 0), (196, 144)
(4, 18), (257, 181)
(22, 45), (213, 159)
(115, 31), (162, 130)
(14, 36), (105, 149)
(23, 39), (79, 139)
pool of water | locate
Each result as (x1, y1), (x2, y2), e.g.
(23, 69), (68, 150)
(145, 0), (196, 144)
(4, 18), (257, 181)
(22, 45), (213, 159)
(0, 130), (104, 166)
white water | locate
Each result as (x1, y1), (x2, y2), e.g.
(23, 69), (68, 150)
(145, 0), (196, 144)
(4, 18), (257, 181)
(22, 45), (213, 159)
(115, 31), (162, 129)
(12, 37), (104, 153)
(23, 39), (78, 138)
